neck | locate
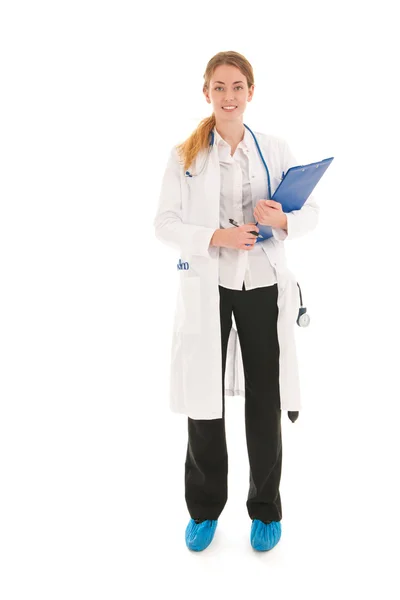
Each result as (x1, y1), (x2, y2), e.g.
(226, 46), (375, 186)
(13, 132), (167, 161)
(214, 119), (245, 146)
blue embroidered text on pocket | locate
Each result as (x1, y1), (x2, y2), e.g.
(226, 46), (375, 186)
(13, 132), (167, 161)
(177, 258), (189, 270)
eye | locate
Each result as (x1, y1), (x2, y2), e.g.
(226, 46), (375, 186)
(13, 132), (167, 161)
(215, 86), (244, 91)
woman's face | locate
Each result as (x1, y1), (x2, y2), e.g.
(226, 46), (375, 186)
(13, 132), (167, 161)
(203, 64), (254, 121)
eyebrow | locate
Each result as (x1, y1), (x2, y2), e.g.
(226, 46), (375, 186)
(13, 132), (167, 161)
(213, 80), (245, 85)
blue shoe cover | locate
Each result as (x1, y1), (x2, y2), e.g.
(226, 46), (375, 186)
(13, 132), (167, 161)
(185, 519), (218, 551)
(250, 519), (282, 551)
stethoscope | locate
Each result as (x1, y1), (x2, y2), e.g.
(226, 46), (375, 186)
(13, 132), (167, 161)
(184, 123), (310, 328)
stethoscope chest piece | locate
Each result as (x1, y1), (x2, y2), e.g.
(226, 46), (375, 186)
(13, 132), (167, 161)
(297, 308), (310, 327)
(296, 283), (310, 327)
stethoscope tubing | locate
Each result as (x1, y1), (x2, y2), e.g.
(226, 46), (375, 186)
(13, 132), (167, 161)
(185, 124), (271, 200)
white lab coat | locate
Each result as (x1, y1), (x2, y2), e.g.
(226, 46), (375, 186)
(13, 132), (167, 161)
(154, 128), (319, 420)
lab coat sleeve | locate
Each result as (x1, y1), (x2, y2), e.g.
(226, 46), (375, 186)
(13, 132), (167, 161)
(271, 139), (320, 242)
(153, 146), (217, 257)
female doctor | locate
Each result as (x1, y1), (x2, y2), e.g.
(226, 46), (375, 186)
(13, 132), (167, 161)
(153, 51), (319, 553)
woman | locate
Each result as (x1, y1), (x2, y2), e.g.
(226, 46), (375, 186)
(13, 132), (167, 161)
(153, 51), (319, 552)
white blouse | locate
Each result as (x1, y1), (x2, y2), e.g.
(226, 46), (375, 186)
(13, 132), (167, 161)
(214, 126), (277, 291)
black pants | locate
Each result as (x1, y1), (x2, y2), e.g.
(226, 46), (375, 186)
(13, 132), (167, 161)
(184, 282), (282, 523)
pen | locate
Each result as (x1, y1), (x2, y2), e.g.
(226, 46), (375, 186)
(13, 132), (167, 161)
(229, 219), (261, 238)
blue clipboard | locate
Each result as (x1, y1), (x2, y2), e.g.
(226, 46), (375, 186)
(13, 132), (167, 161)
(255, 156), (334, 242)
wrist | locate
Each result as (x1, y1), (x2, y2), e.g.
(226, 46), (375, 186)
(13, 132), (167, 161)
(210, 229), (224, 247)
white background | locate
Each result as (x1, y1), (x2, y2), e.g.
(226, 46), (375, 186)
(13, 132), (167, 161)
(1, 1), (399, 598)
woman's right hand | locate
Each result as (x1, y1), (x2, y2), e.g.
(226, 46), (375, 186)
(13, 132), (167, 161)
(221, 223), (260, 250)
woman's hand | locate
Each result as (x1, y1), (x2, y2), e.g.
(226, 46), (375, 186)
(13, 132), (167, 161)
(216, 223), (259, 251)
(254, 199), (287, 230)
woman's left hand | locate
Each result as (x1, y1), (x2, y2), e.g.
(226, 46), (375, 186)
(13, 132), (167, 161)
(254, 199), (287, 229)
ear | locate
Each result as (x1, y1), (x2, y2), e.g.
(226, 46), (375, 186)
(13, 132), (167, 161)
(203, 88), (211, 104)
(248, 84), (255, 101)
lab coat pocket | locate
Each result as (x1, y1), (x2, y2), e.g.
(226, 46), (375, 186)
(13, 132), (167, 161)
(174, 276), (202, 335)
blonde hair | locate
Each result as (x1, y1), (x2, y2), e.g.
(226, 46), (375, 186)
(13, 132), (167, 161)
(176, 51), (255, 173)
